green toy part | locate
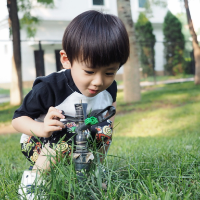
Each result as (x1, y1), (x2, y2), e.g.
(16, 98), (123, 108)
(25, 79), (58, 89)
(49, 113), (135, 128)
(84, 116), (98, 125)
(71, 127), (76, 132)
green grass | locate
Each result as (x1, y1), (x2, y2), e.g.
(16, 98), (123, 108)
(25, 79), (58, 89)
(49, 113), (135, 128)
(0, 88), (31, 96)
(0, 88), (10, 95)
(1, 82), (200, 199)
(0, 102), (19, 126)
(0, 87), (32, 125)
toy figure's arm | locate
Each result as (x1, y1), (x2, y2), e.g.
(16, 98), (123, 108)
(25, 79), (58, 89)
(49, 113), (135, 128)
(98, 102), (116, 163)
(105, 102), (116, 128)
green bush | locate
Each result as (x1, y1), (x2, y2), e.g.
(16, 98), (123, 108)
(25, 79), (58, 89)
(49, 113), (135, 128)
(183, 56), (194, 75)
(135, 12), (156, 77)
(163, 11), (185, 75)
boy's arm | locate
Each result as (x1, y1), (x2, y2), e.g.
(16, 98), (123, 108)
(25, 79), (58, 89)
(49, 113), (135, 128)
(12, 107), (65, 138)
(12, 116), (46, 137)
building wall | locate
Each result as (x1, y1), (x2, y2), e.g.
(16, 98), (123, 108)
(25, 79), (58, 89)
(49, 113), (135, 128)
(30, 0), (118, 21)
(14, 0), (118, 83)
(0, 0), (168, 86)
(153, 23), (165, 72)
(20, 20), (67, 82)
(0, 27), (12, 84)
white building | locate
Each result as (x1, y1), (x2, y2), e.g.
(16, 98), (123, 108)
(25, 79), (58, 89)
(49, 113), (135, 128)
(0, 0), (167, 88)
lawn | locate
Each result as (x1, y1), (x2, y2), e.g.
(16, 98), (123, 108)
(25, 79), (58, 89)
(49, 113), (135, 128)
(0, 82), (200, 199)
(0, 88), (31, 96)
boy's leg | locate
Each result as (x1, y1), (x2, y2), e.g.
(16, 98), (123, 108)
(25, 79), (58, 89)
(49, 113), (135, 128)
(21, 134), (71, 172)
(18, 170), (40, 199)
(19, 135), (70, 198)
(32, 143), (57, 173)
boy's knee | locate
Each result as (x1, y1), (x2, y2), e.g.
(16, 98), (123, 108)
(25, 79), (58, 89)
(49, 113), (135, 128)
(41, 143), (56, 156)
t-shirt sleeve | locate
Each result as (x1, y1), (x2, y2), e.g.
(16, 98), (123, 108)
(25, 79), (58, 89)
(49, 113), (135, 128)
(13, 82), (55, 120)
(106, 80), (117, 103)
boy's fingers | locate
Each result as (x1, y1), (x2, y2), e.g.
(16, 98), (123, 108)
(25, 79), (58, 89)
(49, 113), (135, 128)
(48, 110), (65, 119)
(46, 126), (63, 132)
(49, 120), (65, 128)
(48, 107), (62, 114)
(48, 106), (56, 112)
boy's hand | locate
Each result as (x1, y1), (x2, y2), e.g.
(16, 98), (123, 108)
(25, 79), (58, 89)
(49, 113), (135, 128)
(43, 107), (65, 138)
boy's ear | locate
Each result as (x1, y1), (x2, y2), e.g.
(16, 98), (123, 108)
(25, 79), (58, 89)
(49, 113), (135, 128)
(60, 50), (71, 69)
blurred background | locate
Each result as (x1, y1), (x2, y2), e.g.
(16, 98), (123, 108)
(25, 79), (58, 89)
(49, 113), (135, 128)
(2, 2), (200, 197)
(0, 0), (200, 132)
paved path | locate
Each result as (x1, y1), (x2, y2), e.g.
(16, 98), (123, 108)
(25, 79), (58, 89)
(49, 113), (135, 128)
(0, 94), (10, 104)
(0, 77), (195, 103)
(117, 77), (194, 90)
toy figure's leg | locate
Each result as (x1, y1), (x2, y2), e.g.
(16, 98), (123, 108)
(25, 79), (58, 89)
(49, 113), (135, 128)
(90, 120), (113, 148)
(89, 119), (113, 163)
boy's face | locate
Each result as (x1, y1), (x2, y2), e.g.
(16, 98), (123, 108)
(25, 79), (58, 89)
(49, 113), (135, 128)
(60, 50), (119, 97)
(71, 61), (119, 97)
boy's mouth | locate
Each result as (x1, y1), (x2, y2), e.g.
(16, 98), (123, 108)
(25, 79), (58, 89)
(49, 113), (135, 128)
(88, 89), (99, 94)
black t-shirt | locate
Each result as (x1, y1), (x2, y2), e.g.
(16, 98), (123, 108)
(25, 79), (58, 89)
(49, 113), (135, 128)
(13, 69), (117, 143)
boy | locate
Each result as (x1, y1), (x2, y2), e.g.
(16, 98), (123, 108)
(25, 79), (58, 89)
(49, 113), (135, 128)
(12, 10), (129, 198)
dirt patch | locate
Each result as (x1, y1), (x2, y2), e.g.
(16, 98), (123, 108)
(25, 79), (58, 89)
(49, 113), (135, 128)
(0, 124), (19, 135)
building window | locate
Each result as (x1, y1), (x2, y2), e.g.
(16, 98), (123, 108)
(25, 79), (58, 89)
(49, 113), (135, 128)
(138, 0), (146, 8)
(34, 50), (45, 77)
(93, 0), (104, 6)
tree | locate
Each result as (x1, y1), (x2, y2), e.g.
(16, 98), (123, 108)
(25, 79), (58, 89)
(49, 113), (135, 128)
(7, 0), (54, 105)
(184, 0), (200, 84)
(163, 11), (185, 75)
(117, 0), (141, 102)
(7, 0), (23, 106)
(135, 12), (156, 77)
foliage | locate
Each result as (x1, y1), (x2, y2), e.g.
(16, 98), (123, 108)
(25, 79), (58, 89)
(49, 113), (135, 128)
(17, 0), (54, 38)
(1, 82), (200, 198)
(163, 11), (185, 75)
(183, 56), (195, 75)
(135, 12), (156, 77)
(176, 13), (192, 51)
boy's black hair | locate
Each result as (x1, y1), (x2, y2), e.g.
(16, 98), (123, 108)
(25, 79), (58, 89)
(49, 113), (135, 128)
(62, 10), (129, 68)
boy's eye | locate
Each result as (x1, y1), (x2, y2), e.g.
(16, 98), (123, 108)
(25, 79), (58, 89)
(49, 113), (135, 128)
(106, 73), (115, 76)
(85, 70), (94, 74)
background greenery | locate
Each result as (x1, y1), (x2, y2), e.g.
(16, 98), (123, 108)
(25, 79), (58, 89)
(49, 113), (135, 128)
(0, 82), (200, 199)
(163, 11), (185, 75)
(135, 12), (156, 77)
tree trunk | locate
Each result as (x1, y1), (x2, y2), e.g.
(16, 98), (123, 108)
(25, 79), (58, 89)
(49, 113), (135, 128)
(117, 0), (141, 102)
(7, 0), (23, 105)
(184, 0), (200, 85)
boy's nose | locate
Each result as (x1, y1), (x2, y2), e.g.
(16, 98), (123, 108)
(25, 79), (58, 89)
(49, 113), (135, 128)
(92, 74), (103, 87)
